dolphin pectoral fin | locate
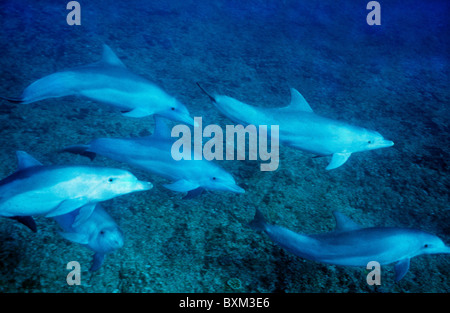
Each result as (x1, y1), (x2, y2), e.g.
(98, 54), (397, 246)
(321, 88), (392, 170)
(45, 198), (89, 218)
(58, 231), (90, 245)
(90, 253), (105, 272)
(183, 187), (205, 200)
(326, 153), (352, 170)
(163, 180), (200, 192)
(121, 108), (149, 118)
(394, 258), (410, 281)
(9, 216), (37, 232)
(71, 203), (97, 228)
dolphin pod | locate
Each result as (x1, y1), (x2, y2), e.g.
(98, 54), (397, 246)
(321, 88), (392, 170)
(0, 43), (447, 284)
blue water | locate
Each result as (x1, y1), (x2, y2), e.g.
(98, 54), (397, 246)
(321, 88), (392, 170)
(0, 0), (448, 293)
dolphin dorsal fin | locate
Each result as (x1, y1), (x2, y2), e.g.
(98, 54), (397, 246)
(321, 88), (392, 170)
(332, 211), (362, 231)
(152, 116), (171, 138)
(16, 151), (43, 170)
(288, 88), (313, 113)
(100, 44), (126, 68)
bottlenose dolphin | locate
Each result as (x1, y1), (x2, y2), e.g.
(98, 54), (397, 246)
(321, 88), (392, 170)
(0, 45), (196, 126)
(249, 209), (450, 281)
(53, 203), (124, 271)
(197, 84), (394, 170)
(0, 151), (152, 227)
(61, 117), (244, 198)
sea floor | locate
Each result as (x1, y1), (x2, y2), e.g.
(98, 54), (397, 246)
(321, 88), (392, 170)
(0, 1), (448, 292)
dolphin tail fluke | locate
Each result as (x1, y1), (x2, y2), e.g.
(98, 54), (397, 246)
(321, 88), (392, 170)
(248, 209), (268, 232)
(0, 95), (23, 104)
(60, 145), (97, 161)
(196, 82), (216, 102)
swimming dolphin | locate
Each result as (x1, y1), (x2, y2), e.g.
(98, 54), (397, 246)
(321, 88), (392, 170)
(53, 203), (124, 271)
(249, 209), (450, 281)
(197, 84), (394, 170)
(0, 151), (152, 227)
(0, 44), (196, 126)
(61, 117), (244, 198)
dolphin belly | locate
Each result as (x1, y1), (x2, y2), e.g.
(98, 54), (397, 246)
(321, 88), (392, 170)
(0, 192), (62, 217)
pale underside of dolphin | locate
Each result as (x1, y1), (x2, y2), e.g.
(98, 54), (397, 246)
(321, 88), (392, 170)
(61, 117), (245, 199)
(249, 209), (450, 281)
(0, 151), (152, 228)
(0, 44), (195, 126)
(197, 83), (394, 170)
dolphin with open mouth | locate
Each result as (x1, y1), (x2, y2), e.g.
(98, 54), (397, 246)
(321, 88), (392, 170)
(0, 44), (196, 126)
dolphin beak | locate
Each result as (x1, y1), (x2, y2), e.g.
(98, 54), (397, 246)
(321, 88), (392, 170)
(137, 181), (153, 191)
(178, 114), (197, 127)
(228, 184), (245, 194)
(377, 139), (394, 149)
(442, 246), (450, 254)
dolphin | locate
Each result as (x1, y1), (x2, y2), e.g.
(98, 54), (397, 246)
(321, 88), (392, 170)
(197, 83), (394, 170)
(53, 203), (124, 271)
(0, 44), (196, 126)
(249, 209), (450, 281)
(60, 117), (245, 199)
(0, 151), (152, 227)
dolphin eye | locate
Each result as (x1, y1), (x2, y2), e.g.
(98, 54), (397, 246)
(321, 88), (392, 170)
(367, 140), (372, 144)
(424, 244), (429, 248)
(108, 177), (115, 183)
(100, 230), (105, 235)
(171, 107), (175, 111)
(212, 177), (217, 181)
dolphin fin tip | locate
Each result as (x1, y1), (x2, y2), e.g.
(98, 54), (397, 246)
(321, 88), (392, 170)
(248, 209), (267, 232)
(326, 153), (352, 170)
(89, 253), (105, 272)
(196, 82), (216, 102)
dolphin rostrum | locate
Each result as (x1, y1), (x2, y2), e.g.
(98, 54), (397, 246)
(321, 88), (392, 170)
(61, 117), (244, 199)
(0, 151), (152, 227)
(249, 209), (450, 281)
(53, 203), (124, 271)
(197, 83), (394, 170)
(0, 45), (196, 126)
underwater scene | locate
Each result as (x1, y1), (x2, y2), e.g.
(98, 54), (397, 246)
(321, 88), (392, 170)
(0, 0), (449, 294)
